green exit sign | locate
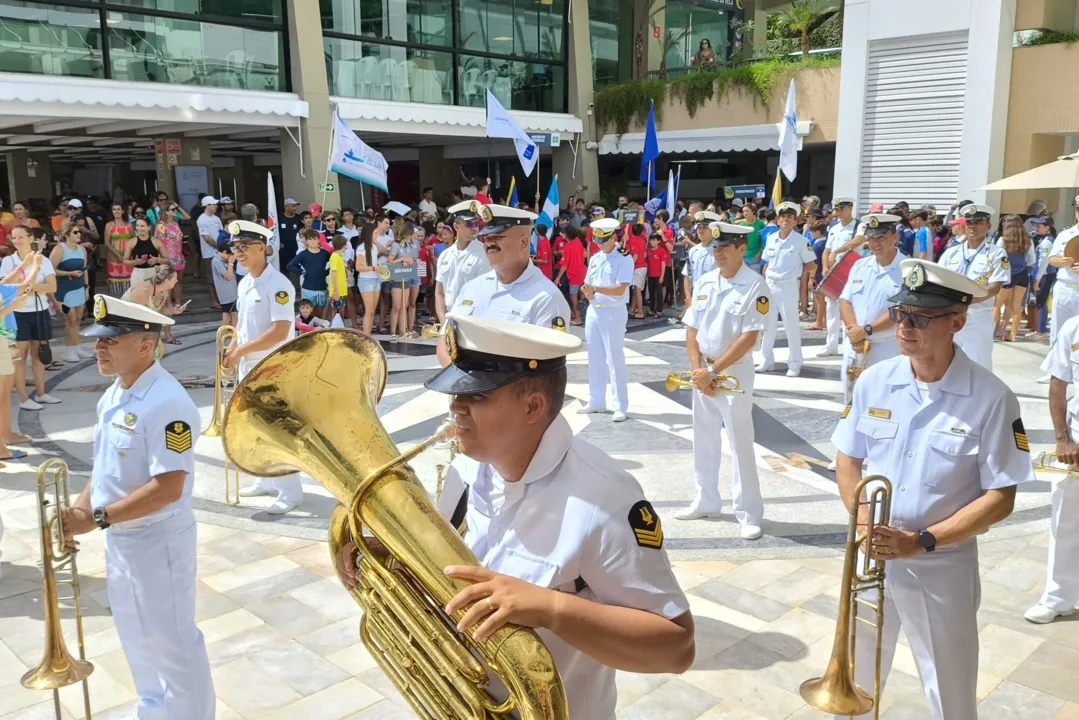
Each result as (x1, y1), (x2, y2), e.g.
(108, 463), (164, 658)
(320, 182), (335, 192)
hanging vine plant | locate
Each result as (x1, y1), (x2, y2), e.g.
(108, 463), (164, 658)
(594, 79), (667, 136)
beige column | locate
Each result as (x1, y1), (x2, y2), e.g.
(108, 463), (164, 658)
(418, 146), (447, 198)
(282, 0), (340, 210)
(5, 149), (53, 204)
(556, 0), (599, 205)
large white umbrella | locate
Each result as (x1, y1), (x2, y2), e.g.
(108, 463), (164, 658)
(979, 152), (1079, 191)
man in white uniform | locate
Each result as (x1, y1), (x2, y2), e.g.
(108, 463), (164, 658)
(936, 203), (1008, 371)
(681, 210), (721, 306)
(838, 213), (905, 404)
(676, 222), (769, 540)
(63, 296), (214, 720)
(223, 220), (302, 514)
(334, 314), (694, 719)
(1025, 314), (1079, 623)
(1047, 197), (1079, 348)
(197, 196), (223, 308)
(580, 217), (634, 422)
(820, 197), (858, 356)
(435, 200), (490, 324)
(759, 201), (817, 376)
(832, 259), (1033, 720)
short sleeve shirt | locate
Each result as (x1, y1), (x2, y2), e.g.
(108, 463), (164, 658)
(210, 255), (238, 305)
(451, 261), (570, 330)
(585, 249), (634, 307)
(1043, 314), (1079, 431)
(681, 242), (717, 295)
(197, 213), (223, 258)
(0, 253), (55, 313)
(236, 264), (296, 365)
(436, 239), (490, 310)
(761, 229), (816, 280)
(937, 240), (1010, 315)
(683, 265), (769, 364)
(838, 252), (906, 343)
(831, 349), (1035, 531)
(825, 220), (858, 262)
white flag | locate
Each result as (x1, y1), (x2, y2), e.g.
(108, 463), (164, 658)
(329, 108), (389, 192)
(778, 79), (799, 182)
(266, 173), (280, 271)
(665, 168), (676, 221)
(486, 90), (538, 177)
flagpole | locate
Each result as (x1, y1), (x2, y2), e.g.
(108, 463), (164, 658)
(322, 104), (338, 212)
(646, 161), (652, 203)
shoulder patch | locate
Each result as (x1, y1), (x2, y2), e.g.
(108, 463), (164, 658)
(1013, 418), (1029, 452)
(756, 296), (769, 314)
(1000, 255), (1010, 269)
(841, 404), (851, 419)
(628, 500), (663, 549)
(164, 420), (192, 454)
(551, 316), (566, 332)
(274, 290), (289, 305)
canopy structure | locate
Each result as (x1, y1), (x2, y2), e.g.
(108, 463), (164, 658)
(598, 121), (815, 155)
(979, 153), (1079, 191)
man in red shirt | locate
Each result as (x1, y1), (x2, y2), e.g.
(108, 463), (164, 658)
(472, 177), (492, 205)
(646, 232), (670, 316)
(553, 228), (587, 325)
(625, 222), (648, 319)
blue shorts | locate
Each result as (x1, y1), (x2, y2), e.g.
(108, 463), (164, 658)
(380, 281), (392, 293)
(391, 278), (420, 289)
(357, 277), (381, 293)
(569, 284), (581, 295)
(301, 289), (327, 307)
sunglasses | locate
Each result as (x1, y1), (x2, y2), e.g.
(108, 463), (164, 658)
(70, 230), (82, 236)
(167, 206), (178, 212)
(231, 242), (260, 252)
(888, 307), (959, 329)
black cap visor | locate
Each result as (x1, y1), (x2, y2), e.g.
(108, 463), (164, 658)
(81, 321), (162, 338)
(887, 288), (966, 310)
(476, 221), (530, 238)
(227, 232), (268, 246)
(424, 364), (526, 395)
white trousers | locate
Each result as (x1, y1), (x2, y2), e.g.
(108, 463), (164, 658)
(838, 543), (981, 720)
(1039, 476), (1079, 612)
(760, 277), (803, 369)
(239, 357), (302, 501)
(955, 308), (994, 372)
(1052, 283), (1079, 348)
(105, 511), (215, 720)
(691, 368), (761, 525)
(824, 296), (842, 353)
(841, 339), (899, 405)
(586, 304), (629, 412)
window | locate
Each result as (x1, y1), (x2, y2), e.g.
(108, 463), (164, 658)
(589, 0), (626, 88)
(325, 36), (452, 104)
(320, 0), (453, 47)
(458, 0), (563, 60)
(664, 0), (733, 70)
(0, 2), (103, 78)
(457, 55), (564, 112)
(110, 0), (283, 23)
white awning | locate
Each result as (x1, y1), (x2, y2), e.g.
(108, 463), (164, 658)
(334, 97), (582, 138)
(598, 121), (815, 155)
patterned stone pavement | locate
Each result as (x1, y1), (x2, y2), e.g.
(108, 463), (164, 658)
(0, 318), (1072, 719)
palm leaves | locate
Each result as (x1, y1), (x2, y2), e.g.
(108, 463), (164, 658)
(776, 0), (837, 57)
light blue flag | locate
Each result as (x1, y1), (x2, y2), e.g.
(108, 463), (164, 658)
(535, 175), (559, 239)
(328, 107), (389, 192)
(486, 91), (538, 177)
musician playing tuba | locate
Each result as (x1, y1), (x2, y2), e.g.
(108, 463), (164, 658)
(335, 315), (695, 716)
(829, 260), (1033, 719)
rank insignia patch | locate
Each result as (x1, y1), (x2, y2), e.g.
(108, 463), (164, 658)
(1013, 418), (1029, 452)
(1000, 256), (1010, 269)
(164, 421), (192, 454)
(628, 500), (663, 549)
(841, 404), (851, 419)
(551, 317), (566, 332)
(274, 290), (289, 305)
(93, 296), (106, 320)
(756, 296), (769, 314)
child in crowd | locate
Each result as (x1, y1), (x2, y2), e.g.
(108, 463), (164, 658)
(287, 228), (332, 317)
(808, 221), (828, 331)
(533, 224), (553, 280)
(211, 239), (238, 327)
(295, 298), (330, 333)
(553, 227), (586, 326)
(645, 232), (668, 317)
(327, 234), (350, 324)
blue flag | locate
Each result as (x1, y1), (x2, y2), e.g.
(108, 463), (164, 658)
(640, 100), (659, 187)
(535, 175), (559, 239)
(507, 176), (518, 207)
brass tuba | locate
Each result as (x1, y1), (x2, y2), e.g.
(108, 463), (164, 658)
(665, 370), (743, 394)
(22, 459), (93, 719)
(221, 329), (567, 719)
(203, 325), (240, 506)
(800, 474), (892, 719)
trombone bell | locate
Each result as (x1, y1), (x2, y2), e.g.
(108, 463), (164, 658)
(421, 323), (442, 339)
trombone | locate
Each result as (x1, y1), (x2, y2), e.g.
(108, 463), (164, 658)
(203, 325), (240, 506)
(22, 459), (93, 719)
(1035, 452), (1079, 476)
(800, 474), (892, 719)
(420, 322), (442, 339)
(665, 370), (743, 394)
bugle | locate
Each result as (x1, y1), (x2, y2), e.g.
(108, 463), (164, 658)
(1035, 452), (1079, 476)
(800, 475), (892, 719)
(22, 459), (93, 719)
(203, 325), (240, 506)
(221, 329), (567, 719)
(665, 370), (743, 394)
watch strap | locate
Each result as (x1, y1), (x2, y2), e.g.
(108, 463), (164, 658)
(918, 528), (936, 552)
(93, 507), (110, 530)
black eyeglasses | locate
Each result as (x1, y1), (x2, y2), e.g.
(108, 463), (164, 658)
(888, 307), (960, 329)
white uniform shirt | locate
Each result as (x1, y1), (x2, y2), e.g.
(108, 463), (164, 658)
(1050, 225), (1079, 286)
(1043, 314), (1079, 433)
(196, 213), (223, 259)
(451, 261), (569, 328)
(680, 242), (717, 295)
(90, 362), (200, 522)
(235, 264), (296, 365)
(1036, 236), (1054, 282)
(437, 239), (490, 311)
(683, 265), (769, 365)
(825, 219), (858, 264)
(832, 349), (1035, 532)
(937, 240), (1010, 315)
(0, 254), (55, 313)
(838, 251), (906, 343)
(761, 229), (816, 280)
(585, 249), (634, 307)
(437, 416), (689, 720)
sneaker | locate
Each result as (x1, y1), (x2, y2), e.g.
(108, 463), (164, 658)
(1037, 374), (1051, 384)
(612, 410), (628, 423)
(35, 394), (61, 405)
(239, 480), (275, 498)
(1024, 603), (1074, 624)
(266, 494), (302, 515)
(675, 498), (723, 521)
(19, 399), (42, 411)
(77, 346), (95, 359)
(577, 405), (608, 414)
(755, 362), (775, 373)
(741, 524), (763, 541)
(818, 348), (841, 357)
(826, 459), (837, 471)
(63, 347), (80, 363)
(786, 367), (801, 378)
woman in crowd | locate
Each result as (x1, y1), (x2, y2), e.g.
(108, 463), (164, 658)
(387, 222), (421, 340)
(49, 222), (91, 364)
(693, 38), (718, 70)
(104, 202), (133, 297)
(374, 215), (394, 334)
(124, 216), (170, 287)
(993, 214), (1036, 343)
(0, 251), (42, 454)
(355, 222), (383, 336)
(154, 202), (187, 308)
(737, 201), (765, 271)
(124, 263), (184, 350)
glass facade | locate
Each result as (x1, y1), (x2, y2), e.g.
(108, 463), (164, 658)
(662, 0), (740, 72)
(321, 0), (567, 111)
(589, 0), (630, 88)
(0, 0), (286, 89)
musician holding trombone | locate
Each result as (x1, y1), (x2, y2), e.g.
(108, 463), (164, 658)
(830, 259), (1033, 719)
(674, 222), (768, 540)
(1025, 313), (1079, 624)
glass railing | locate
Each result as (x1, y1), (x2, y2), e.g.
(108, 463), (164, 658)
(324, 37), (454, 105)
(0, 2), (104, 78)
(456, 54), (564, 113)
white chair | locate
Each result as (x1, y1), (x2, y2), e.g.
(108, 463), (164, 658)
(377, 57), (396, 100)
(359, 56), (378, 99)
(461, 67), (482, 106)
(481, 68), (498, 93)
(392, 59), (410, 101)
(494, 76), (512, 107)
(226, 50), (253, 88)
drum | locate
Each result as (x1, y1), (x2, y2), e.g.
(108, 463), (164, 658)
(816, 251), (860, 301)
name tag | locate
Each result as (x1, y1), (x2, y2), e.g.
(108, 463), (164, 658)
(461, 300), (473, 306)
(110, 423), (136, 435)
(852, 279), (863, 285)
(697, 295), (707, 301)
(867, 408), (892, 420)
(1072, 343), (1079, 351)
(951, 427), (967, 435)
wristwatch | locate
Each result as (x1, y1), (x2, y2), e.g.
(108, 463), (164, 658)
(93, 507), (110, 531)
(917, 528), (936, 553)
(863, 324), (874, 337)
(707, 366), (718, 380)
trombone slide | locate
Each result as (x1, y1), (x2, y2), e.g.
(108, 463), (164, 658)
(1036, 452), (1079, 476)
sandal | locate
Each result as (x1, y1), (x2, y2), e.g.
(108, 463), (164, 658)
(5, 434), (32, 445)
(45, 362), (63, 371)
(166, 339), (183, 346)
(0, 450), (27, 461)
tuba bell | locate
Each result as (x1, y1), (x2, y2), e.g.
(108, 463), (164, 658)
(221, 328), (567, 719)
(203, 325), (240, 506)
(22, 459), (93, 719)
